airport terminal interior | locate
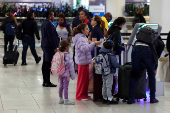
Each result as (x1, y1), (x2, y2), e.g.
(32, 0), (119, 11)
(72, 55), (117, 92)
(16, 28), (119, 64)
(0, 0), (170, 113)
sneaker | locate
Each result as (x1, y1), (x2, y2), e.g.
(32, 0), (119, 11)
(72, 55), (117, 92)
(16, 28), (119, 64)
(107, 99), (118, 105)
(64, 99), (75, 105)
(81, 99), (89, 101)
(150, 98), (159, 103)
(21, 62), (27, 66)
(36, 57), (41, 64)
(102, 99), (108, 104)
(127, 99), (135, 104)
(59, 98), (64, 104)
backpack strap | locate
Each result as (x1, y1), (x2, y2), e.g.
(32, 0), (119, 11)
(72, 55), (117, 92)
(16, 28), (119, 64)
(101, 53), (110, 67)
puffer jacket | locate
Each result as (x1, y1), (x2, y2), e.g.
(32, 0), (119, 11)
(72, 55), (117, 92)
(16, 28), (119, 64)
(62, 52), (75, 79)
(72, 33), (95, 65)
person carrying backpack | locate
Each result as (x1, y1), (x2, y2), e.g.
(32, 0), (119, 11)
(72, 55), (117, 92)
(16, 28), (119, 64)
(97, 40), (119, 105)
(51, 40), (75, 105)
(127, 26), (162, 104)
(1, 12), (18, 54)
(132, 9), (146, 28)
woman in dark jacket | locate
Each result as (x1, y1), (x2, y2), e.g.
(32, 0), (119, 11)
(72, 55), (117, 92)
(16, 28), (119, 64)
(107, 17), (126, 56)
(41, 11), (59, 87)
(1, 12), (18, 54)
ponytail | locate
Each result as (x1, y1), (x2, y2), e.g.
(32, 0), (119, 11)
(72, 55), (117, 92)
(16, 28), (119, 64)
(72, 23), (87, 36)
(100, 20), (105, 36)
(59, 40), (70, 52)
(72, 27), (81, 37)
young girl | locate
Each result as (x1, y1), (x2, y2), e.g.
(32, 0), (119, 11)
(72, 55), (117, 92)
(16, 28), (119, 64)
(58, 40), (75, 105)
(72, 23), (101, 100)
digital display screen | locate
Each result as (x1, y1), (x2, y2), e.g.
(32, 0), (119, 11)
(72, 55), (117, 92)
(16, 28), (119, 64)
(73, 0), (89, 10)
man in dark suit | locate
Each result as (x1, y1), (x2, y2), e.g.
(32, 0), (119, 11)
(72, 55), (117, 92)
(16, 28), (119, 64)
(41, 11), (59, 87)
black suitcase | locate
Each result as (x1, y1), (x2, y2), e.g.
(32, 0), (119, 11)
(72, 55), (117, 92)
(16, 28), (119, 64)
(3, 45), (19, 66)
(93, 73), (103, 101)
(117, 62), (147, 102)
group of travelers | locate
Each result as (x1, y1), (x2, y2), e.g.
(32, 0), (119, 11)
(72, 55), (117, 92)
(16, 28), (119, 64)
(0, 7), (164, 106)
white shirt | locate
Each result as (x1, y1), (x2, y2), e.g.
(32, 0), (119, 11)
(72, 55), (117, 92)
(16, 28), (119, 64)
(56, 25), (72, 40)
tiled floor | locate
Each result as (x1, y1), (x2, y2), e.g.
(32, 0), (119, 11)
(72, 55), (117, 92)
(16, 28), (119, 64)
(0, 46), (170, 113)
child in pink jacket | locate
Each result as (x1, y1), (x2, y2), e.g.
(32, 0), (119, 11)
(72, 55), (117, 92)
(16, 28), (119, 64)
(58, 40), (75, 105)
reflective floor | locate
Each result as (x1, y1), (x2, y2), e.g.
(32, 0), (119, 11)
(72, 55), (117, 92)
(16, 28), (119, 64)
(0, 47), (170, 113)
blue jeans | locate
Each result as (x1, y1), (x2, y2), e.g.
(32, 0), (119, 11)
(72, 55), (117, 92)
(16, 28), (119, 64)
(22, 36), (39, 63)
(129, 46), (156, 99)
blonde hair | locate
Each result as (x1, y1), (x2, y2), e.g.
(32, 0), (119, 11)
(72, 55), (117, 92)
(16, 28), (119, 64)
(137, 9), (143, 15)
(6, 12), (18, 26)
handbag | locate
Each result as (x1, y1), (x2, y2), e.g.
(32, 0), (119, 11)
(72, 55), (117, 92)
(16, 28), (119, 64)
(156, 56), (170, 82)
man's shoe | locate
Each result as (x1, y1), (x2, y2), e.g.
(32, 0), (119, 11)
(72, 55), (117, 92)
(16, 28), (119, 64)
(36, 57), (41, 64)
(150, 98), (159, 103)
(102, 99), (108, 104)
(21, 62), (27, 66)
(127, 99), (135, 104)
(107, 99), (118, 105)
(42, 83), (45, 87)
(44, 83), (57, 87)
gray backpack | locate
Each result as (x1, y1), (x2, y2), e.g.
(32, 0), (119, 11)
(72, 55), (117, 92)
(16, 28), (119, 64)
(95, 53), (111, 76)
(136, 26), (158, 44)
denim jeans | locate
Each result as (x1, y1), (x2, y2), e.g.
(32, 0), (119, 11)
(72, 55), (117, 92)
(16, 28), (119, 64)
(22, 35), (39, 63)
(129, 45), (156, 99)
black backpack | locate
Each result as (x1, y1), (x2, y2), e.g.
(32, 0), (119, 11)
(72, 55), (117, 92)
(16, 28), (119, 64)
(5, 22), (15, 36)
(15, 23), (23, 40)
(132, 17), (140, 28)
(136, 26), (158, 44)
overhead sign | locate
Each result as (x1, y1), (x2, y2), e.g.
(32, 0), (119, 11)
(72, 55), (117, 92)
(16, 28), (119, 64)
(89, 5), (105, 17)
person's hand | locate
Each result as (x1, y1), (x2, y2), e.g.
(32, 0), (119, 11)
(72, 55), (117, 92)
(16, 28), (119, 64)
(71, 76), (75, 80)
(94, 41), (102, 46)
(38, 40), (41, 43)
(54, 49), (58, 53)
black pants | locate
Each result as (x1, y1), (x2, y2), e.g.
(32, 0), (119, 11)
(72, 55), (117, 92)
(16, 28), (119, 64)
(42, 61), (51, 84)
(22, 36), (39, 63)
(4, 34), (14, 54)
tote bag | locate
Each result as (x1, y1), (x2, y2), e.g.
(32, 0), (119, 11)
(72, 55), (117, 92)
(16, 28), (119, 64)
(156, 56), (170, 82)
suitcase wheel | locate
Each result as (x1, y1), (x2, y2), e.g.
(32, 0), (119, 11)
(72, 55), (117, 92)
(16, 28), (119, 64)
(144, 98), (147, 101)
(116, 98), (119, 101)
(123, 99), (126, 102)
(93, 98), (97, 102)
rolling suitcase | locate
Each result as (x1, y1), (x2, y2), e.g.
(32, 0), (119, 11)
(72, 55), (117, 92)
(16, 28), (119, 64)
(117, 62), (147, 102)
(3, 44), (19, 66)
(93, 47), (103, 101)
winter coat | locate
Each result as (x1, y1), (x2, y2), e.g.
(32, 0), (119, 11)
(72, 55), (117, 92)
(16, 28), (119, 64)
(99, 48), (119, 74)
(22, 18), (40, 40)
(72, 33), (95, 65)
(135, 14), (146, 23)
(62, 52), (75, 79)
(108, 26), (123, 55)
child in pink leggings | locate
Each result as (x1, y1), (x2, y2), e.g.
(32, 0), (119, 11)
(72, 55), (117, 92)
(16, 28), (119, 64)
(58, 40), (75, 105)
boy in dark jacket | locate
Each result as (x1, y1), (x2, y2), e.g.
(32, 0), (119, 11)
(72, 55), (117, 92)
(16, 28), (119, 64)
(99, 40), (119, 105)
